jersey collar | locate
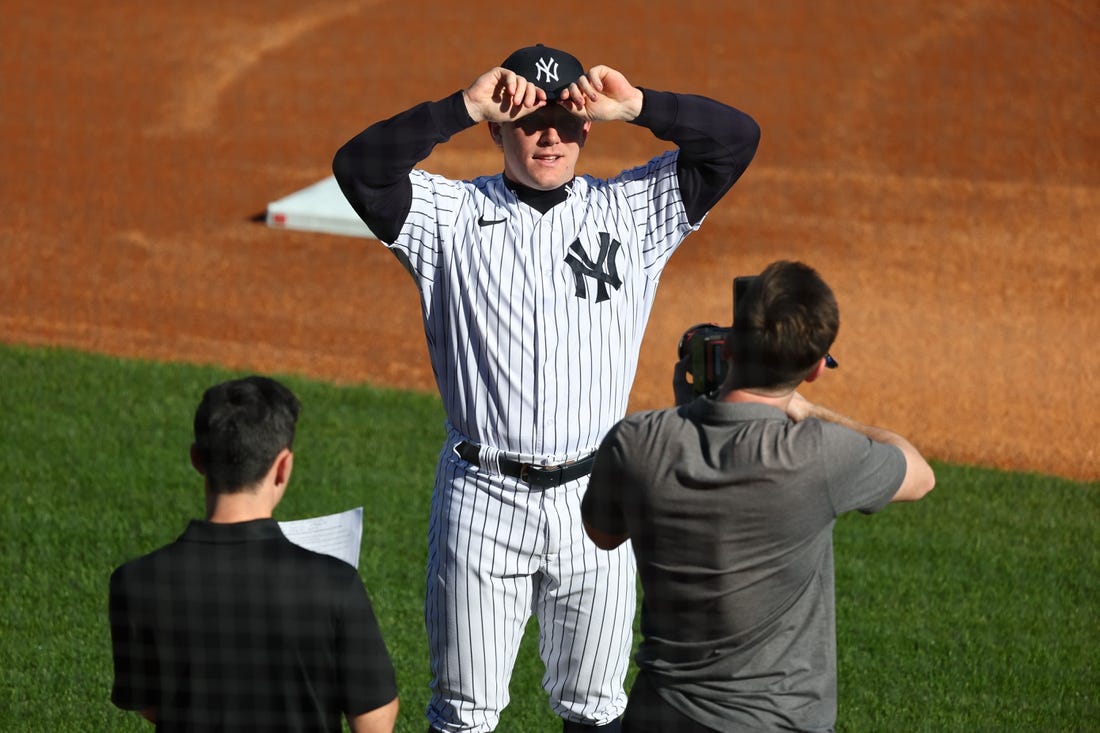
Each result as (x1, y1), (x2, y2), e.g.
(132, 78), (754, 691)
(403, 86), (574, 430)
(503, 175), (573, 214)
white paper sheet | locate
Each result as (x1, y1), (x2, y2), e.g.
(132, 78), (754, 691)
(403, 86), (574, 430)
(279, 506), (364, 569)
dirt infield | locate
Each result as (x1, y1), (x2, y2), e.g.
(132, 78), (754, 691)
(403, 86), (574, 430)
(1, 1), (1096, 481)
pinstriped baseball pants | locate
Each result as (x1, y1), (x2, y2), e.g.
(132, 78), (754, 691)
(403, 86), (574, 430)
(424, 439), (636, 732)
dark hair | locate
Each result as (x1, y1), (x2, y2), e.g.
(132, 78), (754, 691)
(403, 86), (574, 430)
(725, 260), (839, 390)
(192, 376), (301, 494)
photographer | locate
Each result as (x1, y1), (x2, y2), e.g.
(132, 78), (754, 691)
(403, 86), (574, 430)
(580, 260), (935, 733)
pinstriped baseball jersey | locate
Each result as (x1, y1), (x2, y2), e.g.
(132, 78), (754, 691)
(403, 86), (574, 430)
(394, 150), (691, 462)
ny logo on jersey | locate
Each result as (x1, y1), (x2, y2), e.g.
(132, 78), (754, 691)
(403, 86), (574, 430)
(535, 56), (559, 85)
(565, 232), (622, 303)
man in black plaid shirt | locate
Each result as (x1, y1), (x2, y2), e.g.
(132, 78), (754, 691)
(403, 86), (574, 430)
(109, 376), (399, 732)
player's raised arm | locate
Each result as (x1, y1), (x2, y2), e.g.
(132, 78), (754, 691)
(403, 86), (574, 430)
(560, 61), (760, 224)
(628, 84), (761, 225)
(333, 66), (552, 243)
(330, 97), (461, 243)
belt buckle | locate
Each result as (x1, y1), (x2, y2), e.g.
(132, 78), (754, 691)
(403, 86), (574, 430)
(523, 464), (563, 489)
(520, 462), (548, 489)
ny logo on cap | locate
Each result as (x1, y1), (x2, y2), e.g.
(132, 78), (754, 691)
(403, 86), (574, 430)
(535, 56), (559, 85)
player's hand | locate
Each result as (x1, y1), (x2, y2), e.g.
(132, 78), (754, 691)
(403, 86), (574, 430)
(463, 67), (547, 123)
(558, 65), (644, 122)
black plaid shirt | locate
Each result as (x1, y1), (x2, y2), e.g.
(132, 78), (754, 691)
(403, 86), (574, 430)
(109, 519), (397, 732)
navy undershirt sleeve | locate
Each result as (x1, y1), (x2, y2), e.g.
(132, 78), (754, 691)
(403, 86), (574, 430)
(332, 91), (474, 243)
(632, 88), (761, 225)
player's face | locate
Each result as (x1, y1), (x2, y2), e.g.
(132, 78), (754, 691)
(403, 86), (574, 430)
(492, 105), (591, 191)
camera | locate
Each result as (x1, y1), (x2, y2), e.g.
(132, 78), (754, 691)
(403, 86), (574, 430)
(677, 276), (757, 396)
(678, 275), (840, 396)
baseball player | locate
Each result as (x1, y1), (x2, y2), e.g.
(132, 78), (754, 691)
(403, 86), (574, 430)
(332, 44), (760, 733)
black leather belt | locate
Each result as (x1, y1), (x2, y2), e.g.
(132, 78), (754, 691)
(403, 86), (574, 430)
(454, 441), (596, 489)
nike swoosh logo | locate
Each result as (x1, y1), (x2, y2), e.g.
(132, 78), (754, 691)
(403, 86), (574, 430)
(477, 215), (506, 227)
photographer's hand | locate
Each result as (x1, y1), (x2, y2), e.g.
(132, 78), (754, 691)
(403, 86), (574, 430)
(673, 355), (695, 406)
(785, 392), (814, 422)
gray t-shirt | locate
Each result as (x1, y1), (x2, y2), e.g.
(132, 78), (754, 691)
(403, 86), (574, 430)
(582, 398), (906, 732)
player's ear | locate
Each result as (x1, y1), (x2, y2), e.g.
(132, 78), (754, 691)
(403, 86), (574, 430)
(488, 122), (503, 148)
(578, 120), (591, 148)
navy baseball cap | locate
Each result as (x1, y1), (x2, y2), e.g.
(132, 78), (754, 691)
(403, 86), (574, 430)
(501, 44), (584, 100)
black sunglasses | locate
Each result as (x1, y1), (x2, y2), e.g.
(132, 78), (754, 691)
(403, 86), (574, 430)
(825, 354), (838, 369)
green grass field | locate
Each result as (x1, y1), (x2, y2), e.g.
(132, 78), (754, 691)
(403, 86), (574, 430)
(1, 344), (1095, 731)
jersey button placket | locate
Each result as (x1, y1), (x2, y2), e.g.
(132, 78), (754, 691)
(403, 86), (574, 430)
(533, 219), (560, 455)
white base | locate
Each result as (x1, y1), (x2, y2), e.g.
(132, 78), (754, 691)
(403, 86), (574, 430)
(265, 176), (376, 239)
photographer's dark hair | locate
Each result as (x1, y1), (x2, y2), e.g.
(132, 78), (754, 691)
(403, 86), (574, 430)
(192, 376), (301, 494)
(726, 260), (839, 391)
